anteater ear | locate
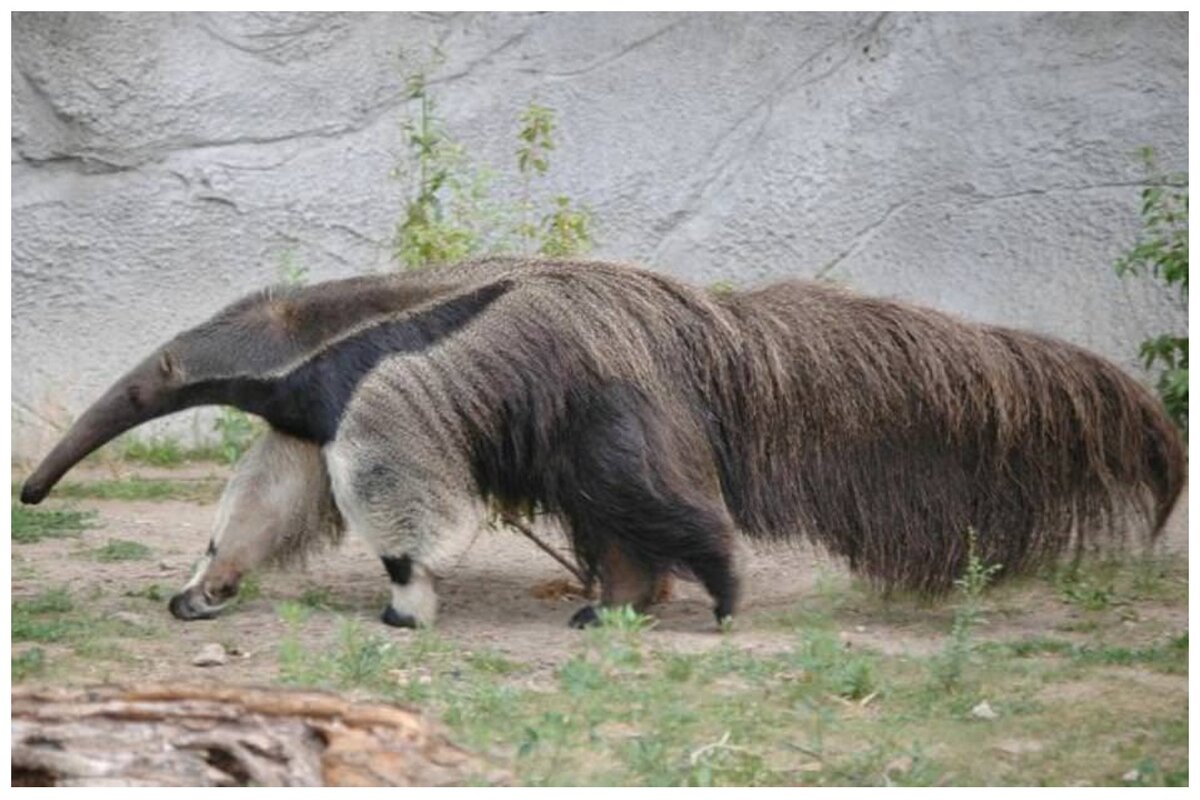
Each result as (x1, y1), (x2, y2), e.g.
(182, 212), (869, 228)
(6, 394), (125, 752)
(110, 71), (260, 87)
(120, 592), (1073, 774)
(266, 300), (300, 334)
(159, 350), (182, 381)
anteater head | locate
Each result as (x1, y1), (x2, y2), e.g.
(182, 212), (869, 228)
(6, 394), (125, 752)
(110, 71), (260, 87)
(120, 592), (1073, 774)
(19, 276), (461, 505)
(19, 290), (301, 504)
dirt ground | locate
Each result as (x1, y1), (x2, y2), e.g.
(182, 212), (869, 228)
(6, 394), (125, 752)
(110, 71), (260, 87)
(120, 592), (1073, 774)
(11, 462), (1189, 691)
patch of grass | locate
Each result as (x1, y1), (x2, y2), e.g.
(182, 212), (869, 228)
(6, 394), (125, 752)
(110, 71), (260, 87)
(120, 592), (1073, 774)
(1046, 554), (1186, 610)
(13, 588), (79, 642)
(995, 632), (1187, 675)
(266, 610), (1187, 786)
(12, 506), (96, 543)
(297, 586), (349, 611)
(124, 583), (168, 602)
(13, 586), (159, 683)
(1055, 570), (1116, 611)
(237, 573), (264, 602)
(93, 539), (153, 562)
(13, 648), (47, 682)
(17, 586), (74, 614)
(259, 548), (1184, 786)
(53, 477), (224, 504)
(114, 435), (191, 466)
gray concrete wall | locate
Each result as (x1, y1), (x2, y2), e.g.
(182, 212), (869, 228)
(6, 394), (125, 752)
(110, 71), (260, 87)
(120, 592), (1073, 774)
(12, 11), (1188, 459)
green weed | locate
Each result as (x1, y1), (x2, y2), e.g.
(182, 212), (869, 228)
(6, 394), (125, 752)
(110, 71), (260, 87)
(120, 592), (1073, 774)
(297, 586), (349, 611)
(13, 588), (78, 642)
(92, 539), (152, 562)
(393, 63), (592, 270)
(12, 648), (47, 682)
(124, 583), (168, 602)
(929, 527), (1002, 692)
(12, 506), (96, 543)
(1114, 146), (1187, 429)
(213, 407), (263, 464)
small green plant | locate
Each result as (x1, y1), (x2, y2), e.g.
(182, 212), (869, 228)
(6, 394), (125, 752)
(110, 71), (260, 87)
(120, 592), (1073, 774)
(297, 586), (349, 611)
(393, 70), (491, 269)
(595, 604), (656, 633)
(12, 506), (95, 543)
(393, 59), (592, 271)
(237, 573), (264, 603)
(93, 539), (152, 562)
(1055, 570), (1115, 611)
(13, 588), (77, 642)
(1115, 147), (1187, 429)
(116, 435), (188, 466)
(12, 648), (47, 682)
(790, 629), (878, 701)
(930, 527), (1002, 692)
(124, 583), (167, 602)
(708, 280), (737, 298)
(515, 102), (592, 257)
(213, 407), (263, 465)
(278, 249), (309, 286)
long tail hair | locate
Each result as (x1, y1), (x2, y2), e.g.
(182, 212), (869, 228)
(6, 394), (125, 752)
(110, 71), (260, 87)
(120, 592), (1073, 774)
(452, 261), (1184, 595)
(702, 281), (1185, 593)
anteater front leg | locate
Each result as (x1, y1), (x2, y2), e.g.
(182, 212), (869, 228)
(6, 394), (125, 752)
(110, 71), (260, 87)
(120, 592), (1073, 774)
(170, 430), (340, 620)
(324, 437), (485, 629)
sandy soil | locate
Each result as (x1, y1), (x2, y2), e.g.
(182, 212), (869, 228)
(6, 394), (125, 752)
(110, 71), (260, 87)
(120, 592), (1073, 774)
(11, 463), (1189, 689)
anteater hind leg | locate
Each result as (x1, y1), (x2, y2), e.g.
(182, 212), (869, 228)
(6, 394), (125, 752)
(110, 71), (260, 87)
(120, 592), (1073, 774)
(562, 386), (739, 630)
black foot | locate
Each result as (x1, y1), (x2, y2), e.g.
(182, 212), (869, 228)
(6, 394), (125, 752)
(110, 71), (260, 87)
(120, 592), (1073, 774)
(568, 605), (600, 629)
(381, 605), (419, 628)
(713, 598), (735, 629)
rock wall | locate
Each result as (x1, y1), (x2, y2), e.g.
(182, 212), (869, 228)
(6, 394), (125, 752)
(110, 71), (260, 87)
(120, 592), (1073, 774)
(12, 11), (1188, 458)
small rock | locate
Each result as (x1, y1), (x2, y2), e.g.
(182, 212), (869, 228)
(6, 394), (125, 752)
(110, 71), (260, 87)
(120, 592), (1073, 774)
(994, 739), (1044, 757)
(854, 625), (867, 633)
(970, 700), (998, 720)
(192, 643), (228, 667)
(1122, 769), (1141, 783)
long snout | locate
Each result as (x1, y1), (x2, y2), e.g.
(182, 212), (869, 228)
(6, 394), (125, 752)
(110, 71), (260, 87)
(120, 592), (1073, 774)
(21, 384), (153, 504)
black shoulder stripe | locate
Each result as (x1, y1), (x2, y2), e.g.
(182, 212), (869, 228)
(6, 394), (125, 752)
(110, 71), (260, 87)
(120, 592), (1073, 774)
(181, 280), (511, 444)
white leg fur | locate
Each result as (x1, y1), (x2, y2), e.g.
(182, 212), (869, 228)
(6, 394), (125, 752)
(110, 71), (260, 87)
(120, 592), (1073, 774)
(325, 440), (485, 627)
(389, 565), (439, 625)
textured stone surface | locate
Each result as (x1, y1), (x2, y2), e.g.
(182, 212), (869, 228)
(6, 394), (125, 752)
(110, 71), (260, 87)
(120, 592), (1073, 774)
(12, 11), (1187, 458)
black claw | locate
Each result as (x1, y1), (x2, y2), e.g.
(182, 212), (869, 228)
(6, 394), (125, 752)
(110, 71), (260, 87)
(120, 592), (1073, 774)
(381, 605), (419, 628)
(568, 605), (600, 629)
(168, 592), (218, 621)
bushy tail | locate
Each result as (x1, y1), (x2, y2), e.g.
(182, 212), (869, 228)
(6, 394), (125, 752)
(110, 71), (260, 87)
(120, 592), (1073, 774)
(704, 284), (1186, 595)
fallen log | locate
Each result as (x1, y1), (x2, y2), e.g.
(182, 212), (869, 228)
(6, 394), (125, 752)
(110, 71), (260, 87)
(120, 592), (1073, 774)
(12, 685), (509, 787)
